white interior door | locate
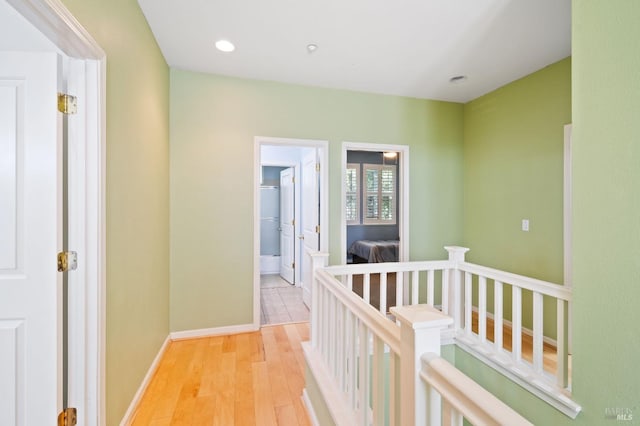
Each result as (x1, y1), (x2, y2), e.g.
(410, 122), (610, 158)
(301, 150), (320, 306)
(279, 168), (295, 284)
(0, 52), (62, 425)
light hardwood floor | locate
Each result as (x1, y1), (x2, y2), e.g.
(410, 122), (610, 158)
(129, 309), (567, 425)
(130, 323), (311, 426)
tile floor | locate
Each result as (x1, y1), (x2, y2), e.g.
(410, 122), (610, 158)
(260, 274), (309, 325)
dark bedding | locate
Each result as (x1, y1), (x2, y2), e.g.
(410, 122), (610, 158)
(348, 240), (399, 263)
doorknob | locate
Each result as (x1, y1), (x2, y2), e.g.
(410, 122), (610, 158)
(298, 235), (305, 240)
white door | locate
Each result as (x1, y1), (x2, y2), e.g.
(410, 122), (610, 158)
(301, 150), (320, 306)
(0, 52), (62, 425)
(280, 168), (295, 284)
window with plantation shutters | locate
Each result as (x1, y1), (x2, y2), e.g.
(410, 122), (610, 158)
(345, 163), (360, 224)
(363, 164), (396, 225)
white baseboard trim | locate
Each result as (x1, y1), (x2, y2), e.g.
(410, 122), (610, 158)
(471, 306), (558, 347)
(119, 335), (171, 426)
(169, 323), (259, 340)
(302, 389), (320, 426)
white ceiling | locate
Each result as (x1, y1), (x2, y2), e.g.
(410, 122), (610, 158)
(138, 0), (570, 103)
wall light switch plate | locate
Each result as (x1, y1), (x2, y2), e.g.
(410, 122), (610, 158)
(522, 219), (529, 232)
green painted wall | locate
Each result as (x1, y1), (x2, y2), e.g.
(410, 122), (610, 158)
(571, 0), (640, 424)
(170, 70), (464, 331)
(463, 57), (571, 282)
(462, 58), (571, 338)
(58, 1), (170, 424)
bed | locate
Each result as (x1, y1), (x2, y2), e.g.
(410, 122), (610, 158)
(348, 240), (399, 263)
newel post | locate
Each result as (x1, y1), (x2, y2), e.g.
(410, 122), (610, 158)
(390, 304), (453, 426)
(307, 250), (329, 348)
(444, 246), (469, 331)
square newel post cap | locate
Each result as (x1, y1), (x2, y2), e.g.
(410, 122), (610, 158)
(390, 304), (453, 330)
(444, 246), (470, 262)
(309, 251), (330, 265)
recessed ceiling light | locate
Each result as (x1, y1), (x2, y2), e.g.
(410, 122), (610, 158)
(307, 43), (318, 53)
(449, 75), (468, 84)
(215, 39), (235, 53)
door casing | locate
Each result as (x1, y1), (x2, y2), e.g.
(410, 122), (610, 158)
(6, 0), (106, 423)
(254, 136), (328, 328)
(341, 142), (410, 263)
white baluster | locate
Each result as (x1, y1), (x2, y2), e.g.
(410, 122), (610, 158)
(442, 270), (449, 315)
(478, 276), (487, 343)
(412, 270), (420, 304)
(358, 321), (370, 424)
(347, 311), (358, 409)
(464, 272), (472, 336)
(347, 273), (353, 291)
(557, 299), (569, 388)
(512, 286), (522, 362)
(451, 267), (463, 330)
(494, 281), (503, 351)
(364, 273), (371, 304)
(533, 292), (544, 374)
(329, 292), (336, 374)
(380, 272), (388, 315)
(336, 300), (345, 385)
(396, 272), (404, 308)
(427, 269), (435, 306)
(390, 351), (400, 426)
(349, 314), (358, 409)
(372, 336), (385, 426)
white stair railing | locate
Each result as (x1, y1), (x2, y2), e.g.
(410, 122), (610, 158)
(420, 352), (533, 426)
(312, 246), (580, 419)
(305, 251), (536, 425)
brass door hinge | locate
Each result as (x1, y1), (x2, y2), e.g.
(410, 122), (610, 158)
(57, 93), (78, 115)
(58, 408), (77, 426)
(315, 163), (320, 172)
(292, 262), (295, 269)
(57, 251), (78, 272)
(315, 225), (320, 233)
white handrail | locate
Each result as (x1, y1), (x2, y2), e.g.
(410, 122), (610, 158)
(324, 260), (454, 275)
(420, 352), (533, 426)
(458, 262), (571, 301)
(315, 269), (401, 354)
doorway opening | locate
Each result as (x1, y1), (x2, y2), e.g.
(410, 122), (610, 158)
(341, 142), (410, 264)
(254, 137), (328, 327)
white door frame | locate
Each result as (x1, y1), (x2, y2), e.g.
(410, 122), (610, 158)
(564, 124), (572, 354)
(8, 0), (106, 423)
(254, 136), (328, 328)
(341, 142), (410, 263)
